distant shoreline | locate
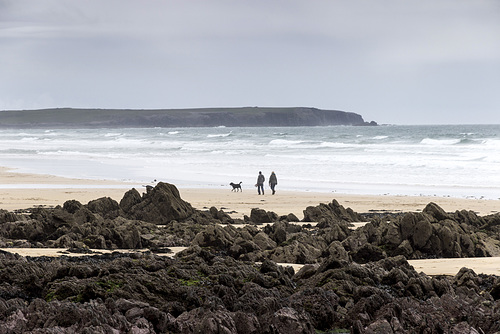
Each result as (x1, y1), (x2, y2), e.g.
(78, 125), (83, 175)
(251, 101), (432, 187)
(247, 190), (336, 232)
(0, 107), (377, 128)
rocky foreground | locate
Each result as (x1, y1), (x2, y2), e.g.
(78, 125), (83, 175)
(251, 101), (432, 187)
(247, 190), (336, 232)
(1, 182), (500, 333)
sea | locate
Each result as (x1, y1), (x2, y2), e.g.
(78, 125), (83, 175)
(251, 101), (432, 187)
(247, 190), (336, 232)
(0, 124), (499, 200)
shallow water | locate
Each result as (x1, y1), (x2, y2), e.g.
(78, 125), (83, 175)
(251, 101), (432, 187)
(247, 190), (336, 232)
(0, 124), (499, 199)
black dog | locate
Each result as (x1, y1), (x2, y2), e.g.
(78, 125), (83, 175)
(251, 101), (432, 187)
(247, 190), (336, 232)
(230, 182), (242, 192)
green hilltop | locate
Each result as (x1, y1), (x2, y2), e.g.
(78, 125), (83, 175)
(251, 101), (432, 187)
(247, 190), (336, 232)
(0, 107), (377, 128)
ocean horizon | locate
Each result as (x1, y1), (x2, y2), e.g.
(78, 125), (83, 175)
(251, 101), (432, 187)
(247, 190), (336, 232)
(0, 124), (499, 200)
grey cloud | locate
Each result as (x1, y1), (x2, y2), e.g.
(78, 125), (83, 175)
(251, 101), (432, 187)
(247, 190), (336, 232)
(0, 0), (499, 124)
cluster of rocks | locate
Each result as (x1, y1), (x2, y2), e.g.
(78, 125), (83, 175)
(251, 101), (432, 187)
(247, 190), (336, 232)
(344, 202), (500, 262)
(0, 183), (230, 250)
(1, 245), (500, 333)
(0, 182), (500, 333)
(192, 201), (500, 266)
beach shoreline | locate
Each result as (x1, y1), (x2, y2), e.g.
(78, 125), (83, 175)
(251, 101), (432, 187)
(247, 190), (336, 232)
(0, 166), (498, 217)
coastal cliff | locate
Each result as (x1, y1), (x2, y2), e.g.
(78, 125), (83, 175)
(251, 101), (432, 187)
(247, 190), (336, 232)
(0, 107), (377, 128)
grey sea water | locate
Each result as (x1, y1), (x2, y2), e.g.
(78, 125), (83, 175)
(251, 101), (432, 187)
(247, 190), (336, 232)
(0, 124), (499, 199)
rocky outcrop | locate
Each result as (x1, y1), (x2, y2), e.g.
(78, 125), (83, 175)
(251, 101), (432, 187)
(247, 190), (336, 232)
(0, 182), (199, 249)
(342, 202), (500, 260)
(2, 185), (500, 265)
(2, 186), (500, 332)
(303, 199), (363, 226)
(248, 208), (277, 225)
(186, 200), (500, 265)
(0, 247), (499, 333)
(120, 182), (194, 224)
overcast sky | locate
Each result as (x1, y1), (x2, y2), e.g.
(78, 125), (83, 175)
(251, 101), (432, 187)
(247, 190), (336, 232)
(1, 0), (499, 124)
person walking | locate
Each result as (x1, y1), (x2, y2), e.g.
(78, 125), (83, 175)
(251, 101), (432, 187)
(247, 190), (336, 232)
(256, 171), (265, 195)
(269, 171), (278, 195)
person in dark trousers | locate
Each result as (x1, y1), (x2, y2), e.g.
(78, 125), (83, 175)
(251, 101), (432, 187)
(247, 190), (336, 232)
(256, 171), (265, 195)
(269, 171), (278, 195)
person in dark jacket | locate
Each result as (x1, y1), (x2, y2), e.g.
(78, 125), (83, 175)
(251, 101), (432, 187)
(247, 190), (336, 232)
(269, 171), (278, 195)
(256, 171), (265, 195)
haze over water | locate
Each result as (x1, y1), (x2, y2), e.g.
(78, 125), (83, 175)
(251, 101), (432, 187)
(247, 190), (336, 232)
(0, 124), (499, 199)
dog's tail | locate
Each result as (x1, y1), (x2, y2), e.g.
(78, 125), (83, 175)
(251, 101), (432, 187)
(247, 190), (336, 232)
(239, 181), (242, 184)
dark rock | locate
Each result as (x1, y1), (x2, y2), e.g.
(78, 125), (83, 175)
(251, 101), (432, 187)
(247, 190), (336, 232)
(229, 238), (260, 258)
(260, 259), (280, 275)
(266, 236), (323, 264)
(412, 218), (433, 249)
(271, 227), (287, 245)
(82, 234), (106, 249)
(0, 219), (46, 242)
(250, 208), (275, 225)
(87, 197), (121, 219)
(62, 200), (83, 214)
(351, 244), (386, 264)
(318, 257), (346, 274)
(0, 249), (498, 333)
(323, 241), (350, 263)
(231, 311), (261, 334)
(119, 188), (142, 213)
(454, 209), (485, 228)
(294, 264), (318, 281)
(0, 210), (19, 223)
(192, 225), (234, 250)
(177, 307), (239, 334)
(208, 206), (234, 224)
(423, 202), (450, 221)
(400, 212), (428, 241)
(286, 213), (300, 222)
(265, 307), (315, 334)
(365, 318), (394, 334)
(253, 231), (277, 250)
(288, 288), (339, 330)
(393, 240), (413, 258)
(122, 182), (194, 224)
(303, 199), (363, 224)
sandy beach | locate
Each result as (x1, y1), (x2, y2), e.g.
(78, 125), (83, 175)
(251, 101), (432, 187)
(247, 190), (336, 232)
(1, 166), (500, 276)
(1, 167), (499, 217)
(178, 188), (500, 219)
(0, 166), (141, 211)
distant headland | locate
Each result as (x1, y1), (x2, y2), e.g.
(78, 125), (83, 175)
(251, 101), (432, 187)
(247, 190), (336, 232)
(0, 107), (377, 128)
